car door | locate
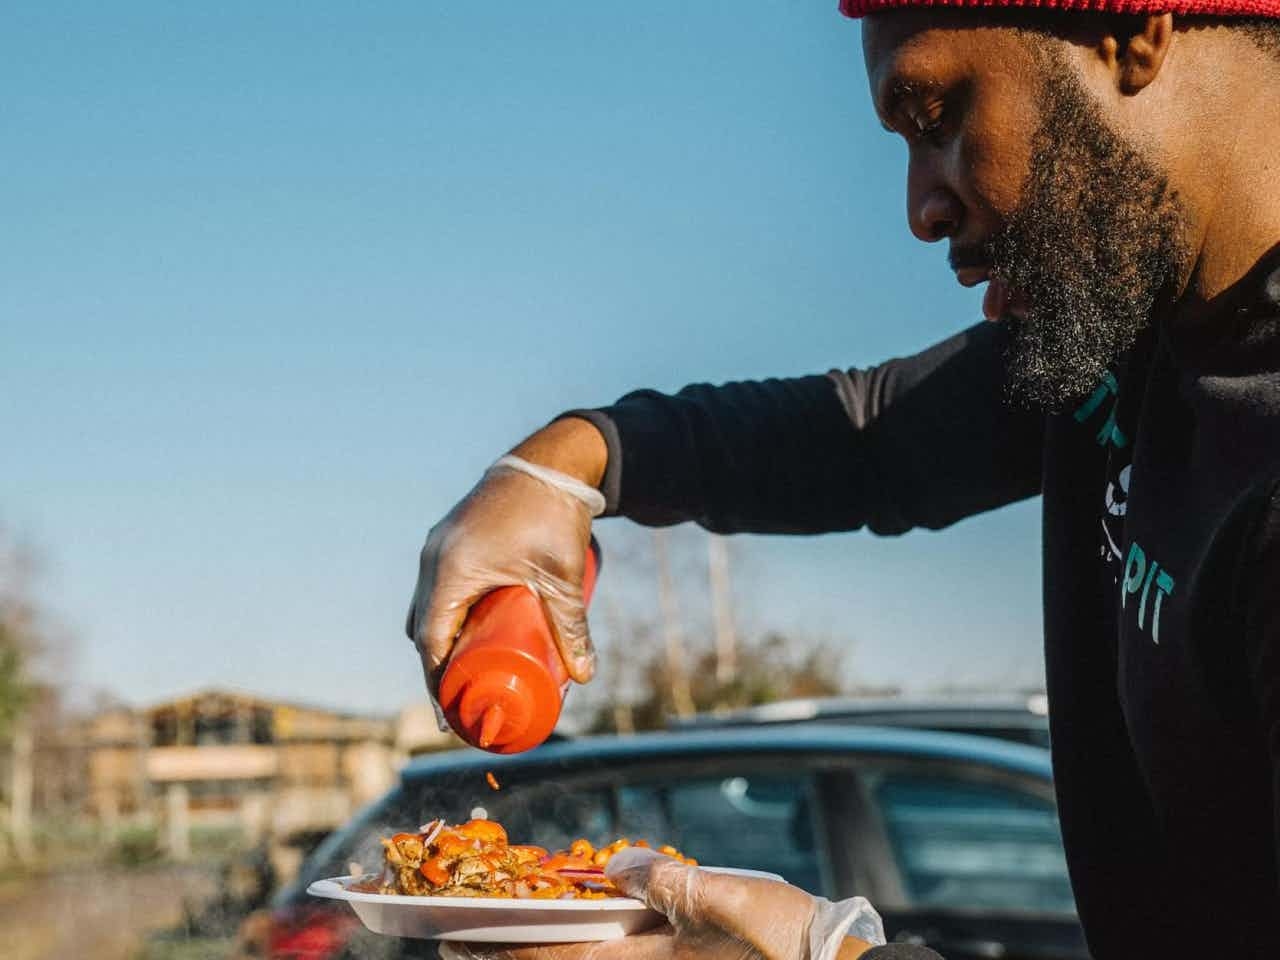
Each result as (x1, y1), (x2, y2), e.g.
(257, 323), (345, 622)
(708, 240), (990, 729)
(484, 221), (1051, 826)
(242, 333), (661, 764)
(613, 760), (832, 895)
(821, 755), (1090, 960)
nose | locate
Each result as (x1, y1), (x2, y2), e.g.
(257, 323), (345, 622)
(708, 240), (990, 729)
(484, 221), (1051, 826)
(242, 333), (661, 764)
(907, 163), (963, 243)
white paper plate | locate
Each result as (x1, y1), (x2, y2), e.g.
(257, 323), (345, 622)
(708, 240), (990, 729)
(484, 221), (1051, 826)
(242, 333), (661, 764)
(308, 867), (785, 942)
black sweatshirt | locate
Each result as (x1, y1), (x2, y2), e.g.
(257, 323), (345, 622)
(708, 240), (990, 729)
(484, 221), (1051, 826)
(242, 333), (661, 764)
(568, 245), (1280, 959)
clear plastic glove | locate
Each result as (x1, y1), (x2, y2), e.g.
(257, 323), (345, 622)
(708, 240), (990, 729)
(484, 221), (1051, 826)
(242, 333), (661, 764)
(439, 847), (886, 960)
(405, 455), (606, 710)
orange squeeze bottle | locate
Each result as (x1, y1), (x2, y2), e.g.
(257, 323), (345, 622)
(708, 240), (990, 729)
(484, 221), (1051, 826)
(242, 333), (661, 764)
(438, 538), (601, 754)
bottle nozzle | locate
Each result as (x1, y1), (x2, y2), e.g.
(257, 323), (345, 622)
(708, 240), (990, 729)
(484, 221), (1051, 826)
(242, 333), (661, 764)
(477, 704), (506, 749)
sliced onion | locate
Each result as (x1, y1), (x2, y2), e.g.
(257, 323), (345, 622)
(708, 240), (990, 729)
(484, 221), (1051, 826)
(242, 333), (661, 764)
(418, 819), (444, 845)
(553, 867), (607, 881)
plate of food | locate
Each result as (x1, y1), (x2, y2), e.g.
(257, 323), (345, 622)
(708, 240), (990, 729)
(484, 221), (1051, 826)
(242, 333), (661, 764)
(307, 818), (784, 942)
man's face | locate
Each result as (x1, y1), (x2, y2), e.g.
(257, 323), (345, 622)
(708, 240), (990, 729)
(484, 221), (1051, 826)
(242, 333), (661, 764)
(862, 12), (1189, 409)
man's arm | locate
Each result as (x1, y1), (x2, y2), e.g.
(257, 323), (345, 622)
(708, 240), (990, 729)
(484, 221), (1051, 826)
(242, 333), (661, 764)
(565, 321), (1044, 535)
(407, 322), (1044, 688)
(1246, 480), (1280, 905)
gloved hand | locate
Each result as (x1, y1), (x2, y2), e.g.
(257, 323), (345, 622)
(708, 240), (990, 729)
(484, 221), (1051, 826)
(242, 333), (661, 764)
(405, 453), (606, 706)
(440, 847), (887, 960)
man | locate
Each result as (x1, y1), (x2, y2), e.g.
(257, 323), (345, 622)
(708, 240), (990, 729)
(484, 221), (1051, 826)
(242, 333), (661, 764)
(406, 2), (1280, 957)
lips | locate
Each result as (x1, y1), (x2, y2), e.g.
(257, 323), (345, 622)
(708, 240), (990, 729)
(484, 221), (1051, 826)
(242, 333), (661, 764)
(950, 254), (1028, 322)
(953, 266), (991, 288)
(950, 264), (1011, 321)
(981, 278), (1029, 323)
(983, 279), (1008, 322)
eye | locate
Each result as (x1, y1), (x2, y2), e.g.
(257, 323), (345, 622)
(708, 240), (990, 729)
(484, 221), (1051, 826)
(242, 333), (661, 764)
(911, 100), (947, 145)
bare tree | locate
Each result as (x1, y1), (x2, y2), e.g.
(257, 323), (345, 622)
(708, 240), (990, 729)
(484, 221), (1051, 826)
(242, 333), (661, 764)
(0, 531), (40, 863)
(652, 529), (695, 719)
(600, 589), (636, 735)
(577, 526), (854, 733)
(707, 535), (738, 689)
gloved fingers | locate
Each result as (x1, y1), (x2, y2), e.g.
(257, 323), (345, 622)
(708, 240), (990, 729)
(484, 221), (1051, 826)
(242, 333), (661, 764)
(438, 927), (675, 960)
(419, 578), (478, 675)
(532, 563), (595, 683)
(437, 941), (598, 960)
(404, 462), (598, 705)
(412, 532), (493, 674)
(696, 872), (818, 958)
(413, 643), (450, 732)
(605, 847), (704, 920)
(605, 846), (785, 922)
(606, 848), (820, 960)
(404, 524), (446, 652)
(807, 896), (886, 959)
(410, 541), (593, 686)
(415, 639), (444, 693)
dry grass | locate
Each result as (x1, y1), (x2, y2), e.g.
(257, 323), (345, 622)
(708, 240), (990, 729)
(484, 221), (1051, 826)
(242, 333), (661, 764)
(0, 863), (218, 960)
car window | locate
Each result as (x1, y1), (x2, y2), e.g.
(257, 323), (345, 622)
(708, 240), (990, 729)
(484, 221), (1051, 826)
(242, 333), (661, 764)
(480, 785), (614, 854)
(278, 785), (416, 903)
(618, 771), (826, 895)
(927, 724), (1052, 750)
(461, 763), (829, 895)
(872, 773), (1074, 914)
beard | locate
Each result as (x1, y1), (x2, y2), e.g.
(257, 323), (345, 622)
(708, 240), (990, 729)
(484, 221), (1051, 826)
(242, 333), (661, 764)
(984, 47), (1190, 411)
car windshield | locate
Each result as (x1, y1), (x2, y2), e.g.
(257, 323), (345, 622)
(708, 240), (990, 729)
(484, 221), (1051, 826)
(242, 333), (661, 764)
(284, 757), (834, 901)
(276, 785), (416, 905)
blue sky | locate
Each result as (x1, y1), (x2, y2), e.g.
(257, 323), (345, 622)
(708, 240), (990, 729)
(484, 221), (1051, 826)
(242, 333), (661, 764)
(2, 2), (1044, 714)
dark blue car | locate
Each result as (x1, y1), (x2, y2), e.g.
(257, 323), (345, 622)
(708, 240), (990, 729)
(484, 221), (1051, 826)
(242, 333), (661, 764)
(254, 726), (1088, 960)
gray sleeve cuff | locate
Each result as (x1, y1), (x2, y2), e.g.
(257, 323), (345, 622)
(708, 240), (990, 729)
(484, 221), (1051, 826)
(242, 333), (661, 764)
(861, 946), (945, 959)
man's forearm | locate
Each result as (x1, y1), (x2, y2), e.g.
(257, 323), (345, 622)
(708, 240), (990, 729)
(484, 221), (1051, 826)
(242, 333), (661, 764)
(556, 322), (1044, 536)
(837, 937), (872, 960)
(510, 417), (609, 490)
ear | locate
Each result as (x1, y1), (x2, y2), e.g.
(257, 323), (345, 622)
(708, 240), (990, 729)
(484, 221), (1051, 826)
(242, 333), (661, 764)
(1097, 14), (1174, 95)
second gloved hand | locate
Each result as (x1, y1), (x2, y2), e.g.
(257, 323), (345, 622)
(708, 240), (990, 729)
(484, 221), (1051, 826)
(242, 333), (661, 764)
(604, 847), (886, 960)
(440, 847), (886, 960)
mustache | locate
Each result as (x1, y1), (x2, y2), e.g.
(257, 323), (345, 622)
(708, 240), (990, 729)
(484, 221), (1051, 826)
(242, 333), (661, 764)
(948, 244), (992, 272)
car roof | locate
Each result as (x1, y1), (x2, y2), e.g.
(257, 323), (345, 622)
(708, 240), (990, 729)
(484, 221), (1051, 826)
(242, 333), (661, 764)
(666, 694), (1049, 730)
(400, 723), (1054, 785)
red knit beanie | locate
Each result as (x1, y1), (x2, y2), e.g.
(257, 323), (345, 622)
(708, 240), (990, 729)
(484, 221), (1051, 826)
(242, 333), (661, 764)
(840, 0), (1280, 20)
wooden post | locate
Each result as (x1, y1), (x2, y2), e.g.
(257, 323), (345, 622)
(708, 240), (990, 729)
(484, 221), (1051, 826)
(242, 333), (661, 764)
(653, 530), (695, 719)
(135, 709), (151, 815)
(99, 789), (120, 833)
(235, 697), (251, 745)
(601, 589), (635, 735)
(10, 718), (35, 864)
(166, 783), (190, 861)
(708, 534), (738, 688)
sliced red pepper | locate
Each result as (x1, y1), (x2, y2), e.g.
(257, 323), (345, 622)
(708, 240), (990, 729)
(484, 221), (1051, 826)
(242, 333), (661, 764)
(458, 819), (507, 844)
(419, 858), (450, 886)
(541, 853), (599, 872)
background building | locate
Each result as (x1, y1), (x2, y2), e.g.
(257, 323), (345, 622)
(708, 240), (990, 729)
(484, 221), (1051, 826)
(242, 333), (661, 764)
(84, 688), (453, 877)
